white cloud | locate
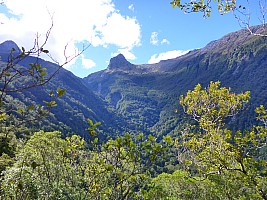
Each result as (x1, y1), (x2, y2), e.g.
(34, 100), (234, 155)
(161, 38), (170, 45)
(150, 32), (170, 46)
(0, 0), (141, 67)
(128, 4), (134, 12)
(98, 13), (141, 49)
(81, 55), (96, 69)
(112, 48), (136, 60)
(148, 50), (189, 64)
(150, 32), (159, 45)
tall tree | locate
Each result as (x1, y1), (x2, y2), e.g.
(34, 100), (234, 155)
(177, 81), (267, 199)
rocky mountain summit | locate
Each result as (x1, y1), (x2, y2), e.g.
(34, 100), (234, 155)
(0, 40), (21, 54)
(84, 26), (267, 135)
(107, 53), (135, 71)
(0, 25), (266, 137)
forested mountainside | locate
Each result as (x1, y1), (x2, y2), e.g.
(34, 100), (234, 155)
(84, 25), (267, 135)
(0, 41), (124, 139)
(1, 26), (267, 200)
(0, 25), (266, 138)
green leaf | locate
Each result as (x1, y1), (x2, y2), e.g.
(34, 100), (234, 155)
(42, 49), (49, 53)
(49, 91), (54, 96)
(93, 137), (98, 143)
(44, 100), (57, 107)
(40, 71), (47, 77)
(163, 135), (172, 144)
(57, 88), (66, 97)
(148, 134), (156, 141)
(88, 118), (93, 126)
(105, 164), (114, 171)
(27, 105), (35, 110)
(0, 113), (7, 121)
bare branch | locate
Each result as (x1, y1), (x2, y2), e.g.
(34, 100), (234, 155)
(0, 15), (91, 135)
(233, 0), (267, 36)
(259, 0), (267, 26)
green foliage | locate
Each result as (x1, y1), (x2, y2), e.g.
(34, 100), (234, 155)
(177, 81), (267, 199)
(255, 105), (267, 127)
(170, 0), (238, 17)
(180, 81), (250, 131)
(145, 170), (224, 199)
(0, 123), (170, 199)
(0, 42), (71, 175)
(1, 131), (90, 199)
(87, 118), (101, 137)
(1, 24), (267, 199)
(84, 28), (267, 138)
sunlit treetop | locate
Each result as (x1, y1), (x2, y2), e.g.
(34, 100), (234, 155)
(170, 0), (242, 17)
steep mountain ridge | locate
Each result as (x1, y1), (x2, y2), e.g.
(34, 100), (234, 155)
(0, 44), (123, 138)
(0, 25), (266, 138)
(84, 26), (267, 135)
(0, 40), (21, 54)
(107, 54), (135, 71)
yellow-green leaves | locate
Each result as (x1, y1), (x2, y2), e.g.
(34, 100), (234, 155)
(178, 81), (267, 199)
(0, 113), (6, 121)
(87, 118), (101, 137)
(180, 81), (250, 131)
(56, 87), (66, 97)
(170, 0), (237, 17)
(255, 105), (267, 127)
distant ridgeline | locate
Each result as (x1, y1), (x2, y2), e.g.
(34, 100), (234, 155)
(1, 25), (267, 138)
(0, 40), (124, 139)
(84, 25), (267, 136)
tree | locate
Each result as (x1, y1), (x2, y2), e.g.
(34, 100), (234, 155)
(170, 0), (267, 36)
(179, 81), (250, 131)
(171, 0), (236, 16)
(1, 131), (92, 199)
(0, 126), (171, 199)
(0, 20), (89, 174)
(176, 81), (267, 199)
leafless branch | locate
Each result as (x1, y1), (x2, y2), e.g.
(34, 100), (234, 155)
(0, 17), (90, 94)
(259, 0), (267, 26)
(0, 15), (91, 135)
(233, 0), (267, 36)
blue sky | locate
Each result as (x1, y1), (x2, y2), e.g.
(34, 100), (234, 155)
(0, 0), (262, 77)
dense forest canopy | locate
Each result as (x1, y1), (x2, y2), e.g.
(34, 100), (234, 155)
(0, 1), (267, 199)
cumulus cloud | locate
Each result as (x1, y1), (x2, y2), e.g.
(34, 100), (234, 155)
(150, 32), (170, 46)
(81, 55), (96, 69)
(98, 13), (141, 49)
(0, 0), (141, 68)
(161, 38), (170, 45)
(112, 48), (136, 60)
(148, 50), (189, 64)
(150, 32), (159, 45)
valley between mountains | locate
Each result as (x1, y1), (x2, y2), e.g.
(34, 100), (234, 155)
(1, 25), (267, 138)
(1, 24), (267, 200)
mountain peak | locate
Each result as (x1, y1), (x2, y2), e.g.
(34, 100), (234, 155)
(202, 25), (267, 54)
(108, 54), (134, 71)
(0, 40), (21, 54)
(113, 53), (126, 60)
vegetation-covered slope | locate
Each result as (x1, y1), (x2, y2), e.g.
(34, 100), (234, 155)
(1, 26), (267, 199)
(1, 26), (266, 137)
(84, 25), (267, 135)
(0, 42), (123, 138)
